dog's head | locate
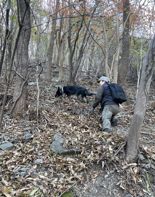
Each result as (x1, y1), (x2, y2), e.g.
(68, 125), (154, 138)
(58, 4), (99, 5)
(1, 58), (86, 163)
(55, 87), (63, 97)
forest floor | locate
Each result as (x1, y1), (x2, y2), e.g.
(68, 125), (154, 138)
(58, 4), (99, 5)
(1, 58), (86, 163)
(0, 79), (155, 197)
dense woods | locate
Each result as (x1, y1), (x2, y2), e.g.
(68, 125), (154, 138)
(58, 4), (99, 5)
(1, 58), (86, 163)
(0, 0), (155, 196)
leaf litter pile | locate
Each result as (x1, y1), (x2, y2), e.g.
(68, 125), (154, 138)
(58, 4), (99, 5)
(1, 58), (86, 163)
(0, 82), (155, 196)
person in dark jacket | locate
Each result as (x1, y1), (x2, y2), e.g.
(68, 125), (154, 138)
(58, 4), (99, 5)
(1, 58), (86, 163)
(92, 76), (120, 132)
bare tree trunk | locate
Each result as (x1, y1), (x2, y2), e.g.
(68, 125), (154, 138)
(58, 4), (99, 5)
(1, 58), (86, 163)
(67, 1), (74, 83)
(72, 3), (98, 82)
(58, 36), (65, 82)
(12, 0), (31, 117)
(86, 44), (95, 77)
(101, 17), (111, 78)
(72, 28), (90, 81)
(46, 0), (60, 81)
(68, 1), (98, 83)
(111, 5), (121, 83)
(55, 3), (65, 81)
(4, 11), (15, 84)
(0, 8), (26, 128)
(0, 0), (11, 76)
(126, 35), (155, 162)
(56, 14), (63, 67)
(119, 0), (130, 83)
(111, 44), (120, 83)
(67, 0), (85, 84)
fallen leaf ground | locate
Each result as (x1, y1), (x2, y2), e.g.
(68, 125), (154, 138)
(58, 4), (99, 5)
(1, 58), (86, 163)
(0, 80), (155, 197)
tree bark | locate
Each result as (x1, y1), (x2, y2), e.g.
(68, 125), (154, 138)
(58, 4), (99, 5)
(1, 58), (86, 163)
(67, 1), (73, 83)
(119, 0), (130, 83)
(72, 3), (98, 82)
(12, 0), (31, 116)
(68, 0), (85, 84)
(126, 34), (155, 162)
(112, 4), (121, 83)
(55, 3), (65, 81)
(0, 0), (11, 76)
(68, 1), (98, 83)
(46, 0), (60, 81)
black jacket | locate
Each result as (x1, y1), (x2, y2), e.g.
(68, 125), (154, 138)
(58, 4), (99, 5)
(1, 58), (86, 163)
(93, 83), (118, 110)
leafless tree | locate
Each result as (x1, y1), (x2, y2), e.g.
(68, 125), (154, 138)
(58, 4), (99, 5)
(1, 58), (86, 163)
(0, 0), (11, 75)
(119, 0), (130, 83)
(12, 0), (31, 116)
(46, 0), (60, 81)
(126, 34), (155, 162)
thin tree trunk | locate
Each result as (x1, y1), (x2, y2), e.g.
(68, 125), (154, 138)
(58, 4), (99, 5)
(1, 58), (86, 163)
(0, 0), (11, 75)
(56, 2), (65, 81)
(67, 2), (73, 83)
(68, 0), (90, 83)
(101, 17), (111, 78)
(56, 10), (63, 67)
(0, 14), (24, 128)
(72, 32), (91, 81)
(46, 0), (60, 81)
(87, 43), (94, 77)
(58, 36), (65, 81)
(111, 44), (121, 83)
(68, 2), (98, 83)
(72, 3), (98, 82)
(112, 4), (121, 83)
(126, 35), (155, 162)
(4, 11), (15, 84)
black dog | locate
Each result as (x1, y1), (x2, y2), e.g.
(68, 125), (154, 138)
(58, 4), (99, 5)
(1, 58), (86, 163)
(55, 85), (95, 101)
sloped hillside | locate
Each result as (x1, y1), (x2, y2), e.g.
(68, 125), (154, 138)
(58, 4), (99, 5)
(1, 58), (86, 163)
(0, 81), (155, 196)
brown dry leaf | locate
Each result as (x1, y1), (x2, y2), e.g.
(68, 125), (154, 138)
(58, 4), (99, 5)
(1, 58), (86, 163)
(29, 187), (40, 196)
(1, 178), (10, 186)
(1, 186), (13, 197)
(1, 82), (155, 196)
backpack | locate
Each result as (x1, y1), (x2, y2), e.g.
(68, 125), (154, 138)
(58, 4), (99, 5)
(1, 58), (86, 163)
(108, 83), (127, 104)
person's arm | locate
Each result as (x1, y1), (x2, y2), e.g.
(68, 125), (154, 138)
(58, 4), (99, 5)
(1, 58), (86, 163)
(92, 85), (104, 110)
